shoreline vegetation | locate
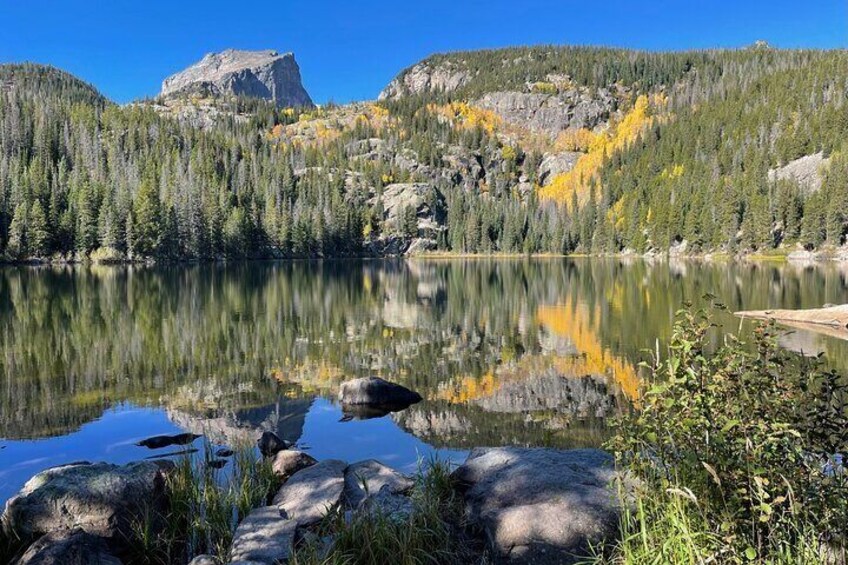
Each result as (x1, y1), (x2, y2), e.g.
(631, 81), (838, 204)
(8, 246), (848, 265)
(2, 308), (846, 564)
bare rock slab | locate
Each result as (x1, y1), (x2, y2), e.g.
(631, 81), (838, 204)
(228, 506), (296, 564)
(272, 459), (347, 526)
(14, 530), (122, 565)
(453, 448), (623, 564)
(2, 460), (173, 542)
(343, 459), (414, 509)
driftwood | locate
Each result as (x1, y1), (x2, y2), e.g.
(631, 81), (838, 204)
(735, 304), (848, 341)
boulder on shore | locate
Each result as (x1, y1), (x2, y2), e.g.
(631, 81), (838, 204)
(228, 506), (296, 564)
(272, 459), (347, 526)
(2, 460), (173, 543)
(453, 447), (626, 564)
(13, 530), (122, 565)
(343, 459), (415, 509)
(338, 376), (422, 408)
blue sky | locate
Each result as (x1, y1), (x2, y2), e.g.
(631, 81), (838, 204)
(0, 0), (845, 104)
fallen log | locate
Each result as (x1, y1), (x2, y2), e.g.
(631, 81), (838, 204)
(734, 304), (848, 328)
(735, 304), (848, 341)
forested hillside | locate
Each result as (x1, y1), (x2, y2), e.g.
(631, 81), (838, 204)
(1, 45), (848, 262)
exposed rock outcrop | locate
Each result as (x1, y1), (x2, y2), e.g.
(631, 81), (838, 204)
(378, 61), (471, 100)
(767, 152), (830, 194)
(161, 49), (313, 108)
(475, 89), (616, 137)
(453, 447), (626, 564)
(538, 152), (582, 185)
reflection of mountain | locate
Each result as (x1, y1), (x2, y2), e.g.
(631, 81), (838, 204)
(394, 399), (611, 450)
(470, 370), (617, 417)
(167, 396), (312, 446)
(5, 259), (848, 445)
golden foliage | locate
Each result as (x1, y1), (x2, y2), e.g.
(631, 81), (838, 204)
(539, 94), (665, 206)
(535, 302), (640, 401)
(553, 128), (600, 153)
(425, 102), (502, 133)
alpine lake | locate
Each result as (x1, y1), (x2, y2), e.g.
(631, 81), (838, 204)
(3, 257), (848, 505)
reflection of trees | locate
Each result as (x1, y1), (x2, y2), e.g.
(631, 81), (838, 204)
(2, 259), (848, 443)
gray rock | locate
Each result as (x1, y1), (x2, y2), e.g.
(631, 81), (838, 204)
(3, 460), (173, 542)
(373, 183), (446, 240)
(476, 90), (616, 136)
(379, 61), (471, 100)
(13, 530), (122, 565)
(338, 376), (422, 408)
(767, 152), (831, 195)
(453, 448), (625, 564)
(228, 506), (296, 564)
(187, 555), (219, 565)
(343, 459), (415, 509)
(257, 431), (291, 458)
(358, 485), (415, 523)
(538, 152), (582, 185)
(272, 460), (347, 526)
(161, 49), (313, 108)
(271, 450), (317, 480)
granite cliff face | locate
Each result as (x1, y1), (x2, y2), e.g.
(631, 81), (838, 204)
(378, 61), (471, 100)
(161, 49), (314, 108)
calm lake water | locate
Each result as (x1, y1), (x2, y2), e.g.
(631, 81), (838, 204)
(3, 258), (848, 505)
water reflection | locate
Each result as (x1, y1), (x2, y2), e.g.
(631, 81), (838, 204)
(3, 258), (848, 503)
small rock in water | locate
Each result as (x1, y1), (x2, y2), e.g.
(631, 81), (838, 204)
(257, 431), (292, 458)
(215, 447), (234, 458)
(272, 450), (317, 480)
(338, 376), (422, 412)
(136, 432), (202, 449)
(207, 459), (228, 469)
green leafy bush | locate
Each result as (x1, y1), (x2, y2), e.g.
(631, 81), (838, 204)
(608, 306), (848, 562)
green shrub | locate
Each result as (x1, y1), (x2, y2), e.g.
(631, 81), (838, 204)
(606, 306), (848, 563)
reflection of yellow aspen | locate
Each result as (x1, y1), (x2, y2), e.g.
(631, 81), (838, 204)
(536, 304), (640, 401)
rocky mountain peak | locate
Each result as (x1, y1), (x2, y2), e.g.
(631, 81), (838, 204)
(160, 49), (314, 108)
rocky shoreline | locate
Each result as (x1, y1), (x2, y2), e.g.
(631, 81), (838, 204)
(1, 444), (626, 565)
(0, 377), (630, 564)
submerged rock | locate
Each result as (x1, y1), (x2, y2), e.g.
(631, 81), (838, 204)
(136, 432), (201, 449)
(3, 460), (173, 542)
(272, 459), (347, 526)
(13, 530), (122, 565)
(453, 447), (625, 564)
(228, 506), (296, 564)
(338, 376), (422, 409)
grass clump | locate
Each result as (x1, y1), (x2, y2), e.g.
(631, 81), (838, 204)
(593, 305), (848, 564)
(292, 457), (482, 565)
(128, 440), (280, 564)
